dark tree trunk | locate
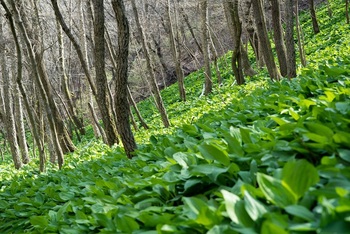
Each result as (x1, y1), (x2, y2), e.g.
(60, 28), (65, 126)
(92, 0), (119, 146)
(309, 0), (320, 34)
(111, 0), (137, 158)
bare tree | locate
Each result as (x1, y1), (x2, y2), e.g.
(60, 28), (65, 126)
(309, 0), (320, 34)
(110, 0), (137, 158)
(251, 0), (281, 80)
(285, 0), (296, 78)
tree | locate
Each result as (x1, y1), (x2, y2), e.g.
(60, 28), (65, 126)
(251, 0), (281, 80)
(111, 0), (137, 158)
(165, 0), (186, 101)
(285, 0), (297, 78)
(309, 0), (320, 34)
(295, 0), (307, 67)
(92, 0), (120, 146)
(224, 0), (244, 85)
(201, 0), (213, 95)
(346, 0), (349, 24)
(0, 13), (22, 169)
(270, 0), (288, 77)
(130, 0), (170, 128)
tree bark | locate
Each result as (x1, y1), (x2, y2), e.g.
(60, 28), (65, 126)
(285, 0), (297, 78)
(130, 0), (170, 128)
(225, 0), (245, 85)
(0, 14), (22, 169)
(309, 0), (320, 34)
(295, 0), (307, 67)
(270, 0), (288, 77)
(165, 0), (186, 101)
(346, 0), (349, 24)
(111, 0), (137, 158)
(200, 0), (213, 95)
(251, 0), (281, 81)
(92, 0), (119, 146)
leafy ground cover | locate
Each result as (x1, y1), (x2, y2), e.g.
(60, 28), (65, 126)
(1, 1), (350, 233)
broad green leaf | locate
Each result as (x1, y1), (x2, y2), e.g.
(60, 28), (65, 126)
(173, 152), (190, 169)
(261, 220), (288, 234)
(303, 133), (329, 143)
(59, 191), (75, 201)
(244, 191), (268, 221)
(333, 132), (350, 145)
(198, 141), (230, 166)
(257, 173), (297, 208)
(270, 116), (289, 126)
(116, 215), (140, 232)
(338, 149), (350, 163)
(335, 102), (350, 115)
(240, 128), (253, 144)
(282, 160), (319, 199)
(285, 205), (315, 221)
(30, 216), (48, 228)
(305, 122), (333, 138)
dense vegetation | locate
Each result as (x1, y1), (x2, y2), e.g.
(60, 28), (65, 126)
(1, 1), (350, 233)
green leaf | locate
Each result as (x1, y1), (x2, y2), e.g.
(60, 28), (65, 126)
(244, 191), (268, 221)
(282, 160), (319, 199)
(59, 191), (75, 201)
(261, 220), (288, 234)
(335, 102), (350, 115)
(285, 205), (315, 221)
(30, 216), (48, 228)
(221, 190), (240, 224)
(305, 122), (333, 138)
(257, 173), (297, 208)
(338, 149), (350, 162)
(240, 128), (253, 144)
(198, 141), (230, 166)
(333, 131), (350, 145)
(116, 215), (140, 232)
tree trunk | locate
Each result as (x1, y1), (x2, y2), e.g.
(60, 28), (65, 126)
(309, 0), (320, 34)
(130, 0), (170, 128)
(346, 0), (349, 24)
(165, 0), (186, 101)
(251, 0), (281, 81)
(225, 0), (245, 85)
(295, 0), (307, 67)
(285, 0), (297, 78)
(111, 0), (137, 158)
(201, 0), (213, 95)
(270, 0), (288, 77)
(92, 0), (119, 146)
(0, 15), (22, 169)
(325, 0), (332, 17)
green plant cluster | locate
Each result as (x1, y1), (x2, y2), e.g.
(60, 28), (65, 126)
(1, 1), (350, 233)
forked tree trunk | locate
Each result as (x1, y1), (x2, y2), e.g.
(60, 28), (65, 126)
(130, 0), (170, 128)
(224, 0), (245, 85)
(251, 0), (281, 80)
(201, 0), (213, 95)
(285, 0), (297, 78)
(271, 0), (288, 77)
(309, 0), (320, 34)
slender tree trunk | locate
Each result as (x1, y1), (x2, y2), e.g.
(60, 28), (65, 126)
(56, 20), (85, 137)
(201, 0), (213, 95)
(111, 0), (137, 158)
(165, 0), (186, 101)
(346, 0), (349, 24)
(309, 0), (320, 34)
(325, 0), (332, 17)
(8, 0), (65, 169)
(130, 0), (170, 128)
(127, 87), (149, 130)
(88, 102), (107, 143)
(0, 15), (22, 169)
(285, 0), (297, 78)
(251, 0), (281, 81)
(295, 0), (307, 67)
(270, 0), (288, 77)
(92, 0), (119, 146)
